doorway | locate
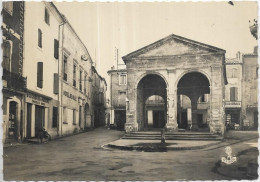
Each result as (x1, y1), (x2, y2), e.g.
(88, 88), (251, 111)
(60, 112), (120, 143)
(8, 101), (18, 140)
(35, 105), (45, 137)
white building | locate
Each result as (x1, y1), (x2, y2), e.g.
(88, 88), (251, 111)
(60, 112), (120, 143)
(23, 2), (63, 139)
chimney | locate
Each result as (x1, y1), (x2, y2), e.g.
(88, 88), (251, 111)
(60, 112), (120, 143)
(236, 51), (241, 60)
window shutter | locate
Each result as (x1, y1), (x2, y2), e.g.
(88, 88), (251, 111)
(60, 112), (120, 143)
(234, 87), (238, 101)
(37, 62), (43, 88)
(53, 73), (59, 94)
(54, 39), (59, 59)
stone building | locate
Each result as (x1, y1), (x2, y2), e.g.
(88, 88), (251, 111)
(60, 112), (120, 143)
(2, 1), (26, 143)
(224, 52), (243, 128)
(107, 68), (127, 130)
(241, 48), (258, 129)
(109, 34), (228, 134)
(91, 66), (107, 128)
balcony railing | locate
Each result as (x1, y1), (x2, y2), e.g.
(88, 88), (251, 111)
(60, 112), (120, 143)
(2, 69), (27, 91)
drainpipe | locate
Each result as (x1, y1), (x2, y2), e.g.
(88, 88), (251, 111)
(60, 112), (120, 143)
(58, 21), (65, 136)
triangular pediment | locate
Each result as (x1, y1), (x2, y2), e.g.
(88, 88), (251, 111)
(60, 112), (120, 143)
(123, 34), (225, 60)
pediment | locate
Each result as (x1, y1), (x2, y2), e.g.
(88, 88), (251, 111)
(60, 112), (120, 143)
(123, 34), (225, 60)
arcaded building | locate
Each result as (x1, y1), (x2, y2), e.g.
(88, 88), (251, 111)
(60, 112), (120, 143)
(109, 34), (228, 134)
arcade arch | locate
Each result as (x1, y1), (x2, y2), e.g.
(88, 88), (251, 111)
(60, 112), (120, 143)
(177, 72), (210, 129)
(136, 74), (167, 130)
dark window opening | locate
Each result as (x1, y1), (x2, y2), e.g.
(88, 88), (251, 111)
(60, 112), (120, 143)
(37, 62), (43, 88)
(52, 107), (58, 128)
(38, 29), (42, 48)
(44, 8), (50, 24)
(54, 39), (59, 59)
(63, 55), (67, 81)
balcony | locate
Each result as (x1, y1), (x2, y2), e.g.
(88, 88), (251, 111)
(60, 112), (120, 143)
(2, 69), (27, 91)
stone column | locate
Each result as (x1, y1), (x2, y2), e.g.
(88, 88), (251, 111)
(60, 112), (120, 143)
(210, 65), (225, 135)
(190, 94), (200, 130)
(125, 86), (138, 133)
(166, 70), (178, 132)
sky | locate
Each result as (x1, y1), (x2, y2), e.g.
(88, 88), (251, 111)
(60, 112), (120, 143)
(54, 1), (258, 91)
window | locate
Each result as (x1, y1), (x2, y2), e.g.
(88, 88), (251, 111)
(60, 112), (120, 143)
(230, 87), (238, 101)
(3, 2), (13, 15)
(73, 64), (77, 87)
(2, 41), (11, 71)
(73, 109), (76, 125)
(231, 68), (237, 78)
(119, 74), (127, 85)
(256, 67), (258, 78)
(44, 8), (50, 24)
(52, 107), (58, 128)
(63, 55), (67, 81)
(54, 39), (59, 59)
(37, 62), (43, 88)
(84, 73), (87, 94)
(80, 70), (82, 91)
(98, 92), (104, 104)
(38, 29), (42, 48)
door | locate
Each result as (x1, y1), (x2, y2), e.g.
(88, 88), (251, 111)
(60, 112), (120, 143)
(197, 114), (203, 127)
(35, 105), (45, 137)
(153, 110), (165, 128)
(8, 101), (17, 139)
(27, 103), (32, 138)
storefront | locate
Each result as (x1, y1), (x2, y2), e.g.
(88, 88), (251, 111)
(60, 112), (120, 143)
(2, 89), (25, 143)
(225, 101), (241, 130)
(25, 90), (59, 138)
(246, 105), (258, 130)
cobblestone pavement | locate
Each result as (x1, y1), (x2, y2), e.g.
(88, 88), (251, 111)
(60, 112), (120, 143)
(3, 128), (258, 181)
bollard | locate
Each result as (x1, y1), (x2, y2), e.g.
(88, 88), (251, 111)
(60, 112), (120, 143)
(161, 128), (165, 144)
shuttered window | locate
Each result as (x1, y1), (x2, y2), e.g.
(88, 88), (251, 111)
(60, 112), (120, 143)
(38, 29), (42, 48)
(63, 55), (68, 81)
(52, 107), (58, 128)
(53, 73), (59, 94)
(37, 62), (43, 88)
(73, 64), (77, 87)
(54, 39), (59, 59)
(230, 87), (238, 101)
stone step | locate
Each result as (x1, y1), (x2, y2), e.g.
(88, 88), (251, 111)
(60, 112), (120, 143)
(122, 136), (223, 141)
(124, 134), (219, 138)
(129, 132), (213, 135)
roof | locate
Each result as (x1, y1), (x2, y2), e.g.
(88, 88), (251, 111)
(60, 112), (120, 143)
(122, 34), (226, 62)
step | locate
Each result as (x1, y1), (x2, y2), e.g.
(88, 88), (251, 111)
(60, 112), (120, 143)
(121, 136), (223, 141)
(124, 134), (220, 138)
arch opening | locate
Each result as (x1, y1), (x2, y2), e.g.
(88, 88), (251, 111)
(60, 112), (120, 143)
(177, 72), (210, 130)
(136, 74), (167, 130)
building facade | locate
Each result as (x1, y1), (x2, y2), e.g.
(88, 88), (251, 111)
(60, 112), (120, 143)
(23, 2), (63, 139)
(109, 34), (227, 134)
(91, 67), (107, 128)
(107, 69), (127, 130)
(241, 48), (258, 129)
(224, 52), (243, 129)
(59, 16), (95, 136)
(2, 1), (26, 143)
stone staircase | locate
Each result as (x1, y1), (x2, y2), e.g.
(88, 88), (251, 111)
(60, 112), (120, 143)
(122, 131), (223, 141)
